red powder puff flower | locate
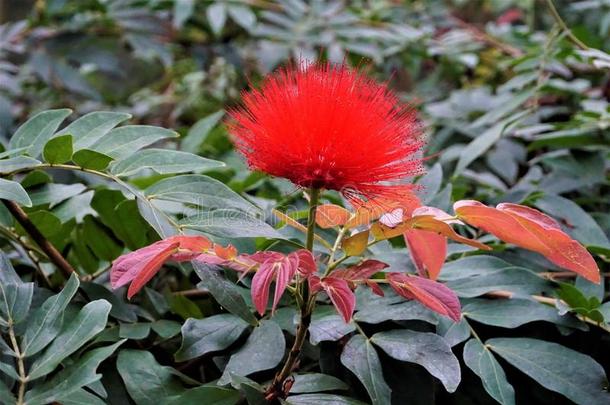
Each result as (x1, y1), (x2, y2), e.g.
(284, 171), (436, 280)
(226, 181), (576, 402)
(228, 62), (423, 200)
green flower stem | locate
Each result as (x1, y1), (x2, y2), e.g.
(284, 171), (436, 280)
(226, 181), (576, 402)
(266, 188), (320, 400)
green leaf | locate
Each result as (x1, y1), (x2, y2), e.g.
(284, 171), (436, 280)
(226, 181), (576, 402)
(181, 210), (283, 239)
(89, 125), (178, 159)
(219, 320), (285, 385)
(487, 338), (610, 404)
(71, 149), (113, 171)
(80, 281), (137, 323)
(0, 282), (33, 326)
(173, 0), (195, 28)
(0, 178), (32, 207)
(51, 389), (106, 405)
(8, 109), (72, 157)
(43, 134), (73, 164)
(145, 174), (254, 212)
(445, 268), (551, 298)
(228, 5), (256, 31)
(286, 394), (368, 405)
(119, 323), (151, 340)
(151, 320), (181, 339)
(463, 339), (515, 405)
(290, 374), (349, 394)
(166, 386), (241, 405)
(25, 340), (124, 405)
(309, 307), (355, 345)
(181, 111), (224, 153)
(22, 273), (80, 356)
(354, 300), (437, 325)
(557, 283), (603, 323)
(175, 314), (249, 361)
(0, 156), (41, 174)
(28, 299), (112, 379)
(0, 379), (15, 405)
(117, 350), (186, 404)
(168, 294), (203, 320)
(57, 111), (131, 150)
(463, 299), (582, 329)
(371, 330), (460, 393)
(454, 111), (528, 175)
(194, 263), (258, 325)
(21, 210), (62, 238)
(82, 215), (123, 261)
(91, 190), (148, 250)
(436, 317), (471, 347)
(340, 335), (391, 405)
(110, 148), (224, 177)
(207, 3), (227, 36)
(29, 183), (86, 207)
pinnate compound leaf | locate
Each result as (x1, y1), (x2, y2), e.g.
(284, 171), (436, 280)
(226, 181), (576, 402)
(388, 273), (461, 321)
(25, 340), (125, 405)
(454, 201), (600, 283)
(487, 338), (610, 404)
(404, 230), (447, 279)
(28, 299), (112, 379)
(340, 335), (391, 405)
(8, 109), (72, 157)
(0, 178), (32, 207)
(219, 320), (285, 385)
(371, 330), (461, 392)
(316, 204), (351, 228)
(22, 273), (80, 356)
(463, 339), (515, 405)
(175, 314), (249, 361)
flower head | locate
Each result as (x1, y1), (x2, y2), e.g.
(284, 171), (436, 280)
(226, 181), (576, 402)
(228, 62), (423, 200)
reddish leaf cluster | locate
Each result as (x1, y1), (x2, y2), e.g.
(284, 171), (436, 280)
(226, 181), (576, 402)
(454, 200), (600, 283)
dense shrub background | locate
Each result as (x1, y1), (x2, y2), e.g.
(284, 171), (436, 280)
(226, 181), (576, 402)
(0, 1), (610, 404)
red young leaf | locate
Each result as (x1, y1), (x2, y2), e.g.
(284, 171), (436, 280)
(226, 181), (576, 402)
(320, 277), (356, 323)
(251, 252), (299, 315)
(125, 242), (180, 299)
(454, 200), (600, 283)
(295, 249), (317, 276)
(404, 230), (447, 280)
(333, 259), (388, 296)
(111, 239), (179, 290)
(333, 259), (388, 282)
(214, 244), (238, 260)
(387, 273), (461, 321)
(170, 235), (213, 261)
(346, 188), (420, 228)
(316, 204), (352, 228)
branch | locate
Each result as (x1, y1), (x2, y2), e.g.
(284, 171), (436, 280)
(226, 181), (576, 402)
(8, 321), (26, 404)
(1, 199), (76, 278)
(543, 0), (589, 50)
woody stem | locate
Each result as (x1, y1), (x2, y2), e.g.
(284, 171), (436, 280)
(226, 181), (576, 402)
(267, 188), (320, 400)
